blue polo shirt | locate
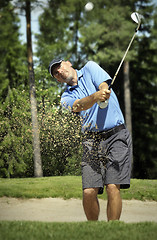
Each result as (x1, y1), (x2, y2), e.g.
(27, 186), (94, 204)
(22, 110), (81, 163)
(61, 61), (124, 133)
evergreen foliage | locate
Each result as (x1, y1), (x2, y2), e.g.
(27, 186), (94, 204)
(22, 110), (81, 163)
(0, 88), (33, 178)
(131, 5), (157, 178)
(0, 1), (28, 103)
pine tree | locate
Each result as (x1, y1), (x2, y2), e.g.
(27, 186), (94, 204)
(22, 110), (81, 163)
(0, 88), (33, 178)
(0, 1), (27, 103)
(11, 0), (43, 177)
(131, 3), (157, 178)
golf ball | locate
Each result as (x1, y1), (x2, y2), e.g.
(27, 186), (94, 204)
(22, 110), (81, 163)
(85, 2), (94, 11)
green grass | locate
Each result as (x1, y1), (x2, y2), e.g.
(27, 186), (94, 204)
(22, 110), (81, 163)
(0, 176), (157, 201)
(0, 221), (157, 240)
(0, 176), (82, 199)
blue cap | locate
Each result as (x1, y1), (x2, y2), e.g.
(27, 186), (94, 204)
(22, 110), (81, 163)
(48, 58), (62, 77)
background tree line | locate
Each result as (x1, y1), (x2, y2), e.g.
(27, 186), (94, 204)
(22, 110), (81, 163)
(0, 0), (157, 179)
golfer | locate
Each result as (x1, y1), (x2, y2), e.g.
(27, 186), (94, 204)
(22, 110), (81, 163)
(48, 59), (132, 221)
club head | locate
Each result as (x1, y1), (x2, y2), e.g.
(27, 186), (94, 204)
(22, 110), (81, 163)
(131, 12), (142, 25)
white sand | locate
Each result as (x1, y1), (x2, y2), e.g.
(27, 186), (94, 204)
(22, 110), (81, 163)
(0, 197), (157, 223)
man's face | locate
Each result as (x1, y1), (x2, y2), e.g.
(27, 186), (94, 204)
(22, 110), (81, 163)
(53, 61), (75, 85)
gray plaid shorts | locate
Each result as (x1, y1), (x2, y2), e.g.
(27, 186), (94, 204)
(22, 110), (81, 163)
(81, 125), (132, 194)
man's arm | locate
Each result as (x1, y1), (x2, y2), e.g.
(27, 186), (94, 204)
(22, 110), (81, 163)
(72, 81), (111, 112)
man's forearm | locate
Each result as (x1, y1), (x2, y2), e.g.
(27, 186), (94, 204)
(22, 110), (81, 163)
(72, 81), (111, 112)
(72, 93), (97, 112)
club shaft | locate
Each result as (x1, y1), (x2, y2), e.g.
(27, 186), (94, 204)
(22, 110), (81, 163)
(110, 23), (141, 88)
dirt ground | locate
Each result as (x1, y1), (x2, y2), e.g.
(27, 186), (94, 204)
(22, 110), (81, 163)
(0, 197), (157, 223)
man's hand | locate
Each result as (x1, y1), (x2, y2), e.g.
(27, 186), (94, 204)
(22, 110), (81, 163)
(95, 88), (111, 102)
(97, 81), (111, 109)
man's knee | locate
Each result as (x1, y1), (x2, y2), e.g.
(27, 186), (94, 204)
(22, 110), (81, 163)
(106, 184), (120, 198)
(83, 188), (99, 199)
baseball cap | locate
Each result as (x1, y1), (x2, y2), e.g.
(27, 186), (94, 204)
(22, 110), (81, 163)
(48, 58), (62, 77)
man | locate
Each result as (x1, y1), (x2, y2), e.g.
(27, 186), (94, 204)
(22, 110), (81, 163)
(48, 59), (132, 221)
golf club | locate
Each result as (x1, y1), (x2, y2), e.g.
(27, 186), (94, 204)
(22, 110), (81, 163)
(98, 12), (142, 109)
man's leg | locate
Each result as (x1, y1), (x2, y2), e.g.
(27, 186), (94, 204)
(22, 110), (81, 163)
(83, 188), (100, 221)
(106, 184), (122, 221)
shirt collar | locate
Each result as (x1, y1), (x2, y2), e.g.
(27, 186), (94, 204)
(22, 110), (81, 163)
(67, 69), (83, 91)
(76, 69), (83, 79)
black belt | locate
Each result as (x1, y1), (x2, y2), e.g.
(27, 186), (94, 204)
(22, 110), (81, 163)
(85, 124), (126, 140)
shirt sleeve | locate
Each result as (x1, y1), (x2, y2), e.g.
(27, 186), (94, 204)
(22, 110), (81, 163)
(61, 91), (76, 111)
(85, 61), (112, 89)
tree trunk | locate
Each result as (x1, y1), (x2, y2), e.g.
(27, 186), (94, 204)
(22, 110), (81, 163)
(25, 0), (43, 177)
(124, 61), (132, 136)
